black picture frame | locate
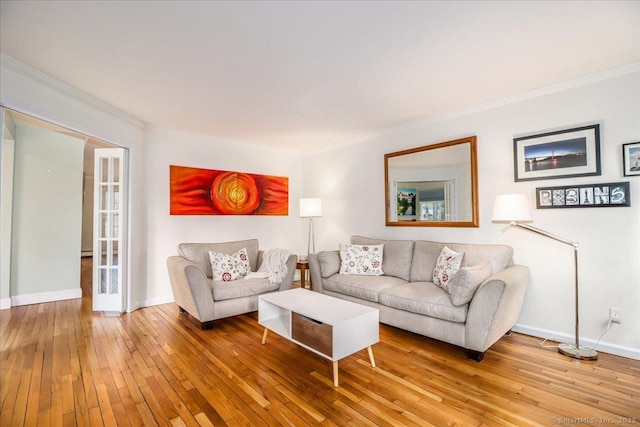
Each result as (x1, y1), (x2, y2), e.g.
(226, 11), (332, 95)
(622, 142), (640, 177)
(536, 182), (630, 209)
(514, 124), (601, 182)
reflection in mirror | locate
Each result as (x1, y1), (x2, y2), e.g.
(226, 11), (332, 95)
(385, 136), (479, 227)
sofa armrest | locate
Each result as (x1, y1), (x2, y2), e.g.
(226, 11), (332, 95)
(464, 264), (530, 352)
(279, 254), (298, 291)
(167, 256), (215, 322)
(308, 253), (325, 293)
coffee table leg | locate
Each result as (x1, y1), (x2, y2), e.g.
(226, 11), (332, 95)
(333, 361), (339, 387)
(367, 346), (376, 368)
(261, 328), (269, 344)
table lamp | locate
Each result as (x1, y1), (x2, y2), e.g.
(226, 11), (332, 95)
(492, 194), (597, 360)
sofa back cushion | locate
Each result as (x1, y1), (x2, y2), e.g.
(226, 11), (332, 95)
(410, 240), (514, 282)
(410, 241), (447, 282)
(447, 243), (514, 273)
(317, 250), (341, 277)
(351, 236), (414, 281)
(178, 239), (260, 278)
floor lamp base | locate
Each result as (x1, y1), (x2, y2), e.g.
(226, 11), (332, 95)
(557, 343), (598, 360)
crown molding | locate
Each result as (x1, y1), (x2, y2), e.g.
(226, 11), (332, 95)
(0, 53), (145, 129)
(307, 61), (640, 155)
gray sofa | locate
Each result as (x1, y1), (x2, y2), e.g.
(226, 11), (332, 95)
(308, 236), (529, 360)
(167, 239), (297, 329)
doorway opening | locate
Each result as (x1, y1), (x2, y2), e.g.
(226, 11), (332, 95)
(1, 108), (127, 311)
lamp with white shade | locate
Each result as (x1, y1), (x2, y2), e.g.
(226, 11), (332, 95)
(299, 198), (322, 260)
(492, 193), (597, 360)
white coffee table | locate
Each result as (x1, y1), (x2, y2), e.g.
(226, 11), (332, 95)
(258, 288), (379, 387)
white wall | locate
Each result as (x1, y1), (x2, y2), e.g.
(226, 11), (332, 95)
(11, 124), (84, 297)
(140, 126), (307, 307)
(303, 67), (640, 359)
(81, 173), (94, 254)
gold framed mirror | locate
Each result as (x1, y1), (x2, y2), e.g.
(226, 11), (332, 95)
(385, 136), (479, 227)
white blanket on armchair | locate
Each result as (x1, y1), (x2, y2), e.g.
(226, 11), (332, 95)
(245, 248), (292, 284)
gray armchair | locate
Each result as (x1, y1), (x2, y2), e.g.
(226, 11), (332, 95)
(167, 239), (296, 329)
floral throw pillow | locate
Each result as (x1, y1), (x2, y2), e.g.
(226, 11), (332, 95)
(432, 246), (464, 292)
(209, 248), (250, 282)
(339, 244), (384, 276)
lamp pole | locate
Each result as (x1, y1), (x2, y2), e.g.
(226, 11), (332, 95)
(505, 222), (597, 360)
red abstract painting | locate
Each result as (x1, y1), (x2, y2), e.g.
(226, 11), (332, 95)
(170, 165), (289, 215)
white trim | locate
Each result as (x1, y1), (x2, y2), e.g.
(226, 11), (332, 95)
(513, 323), (640, 361)
(0, 53), (144, 129)
(0, 297), (11, 310)
(11, 288), (82, 307)
(133, 295), (175, 311)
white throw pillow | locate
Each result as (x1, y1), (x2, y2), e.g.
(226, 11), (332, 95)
(339, 244), (384, 276)
(432, 246), (464, 291)
(209, 248), (250, 281)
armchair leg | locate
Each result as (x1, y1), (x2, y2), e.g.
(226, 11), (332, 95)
(200, 320), (214, 330)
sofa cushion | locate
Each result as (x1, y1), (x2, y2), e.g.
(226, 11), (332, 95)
(378, 282), (468, 323)
(179, 239), (259, 278)
(410, 240), (514, 282)
(351, 236), (414, 281)
(322, 274), (404, 303)
(318, 250), (341, 278)
(432, 246), (464, 291)
(211, 277), (279, 301)
(447, 243), (513, 273)
(339, 244), (384, 276)
(209, 248), (250, 281)
(449, 260), (493, 306)
(410, 241), (447, 282)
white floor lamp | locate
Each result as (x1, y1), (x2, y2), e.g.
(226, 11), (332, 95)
(492, 194), (597, 360)
(299, 198), (322, 259)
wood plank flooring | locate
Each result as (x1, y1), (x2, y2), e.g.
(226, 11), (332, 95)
(1, 260), (639, 426)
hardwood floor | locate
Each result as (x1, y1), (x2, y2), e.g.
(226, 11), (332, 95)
(1, 262), (639, 426)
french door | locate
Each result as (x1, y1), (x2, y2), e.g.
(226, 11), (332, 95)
(93, 148), (127, 312)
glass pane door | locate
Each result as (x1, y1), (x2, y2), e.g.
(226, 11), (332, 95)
(93, 148), (127, 312)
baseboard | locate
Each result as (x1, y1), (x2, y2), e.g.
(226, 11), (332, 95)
(11, 288), (82, 307)
(512, 323), (640, 361)
(0, 297), (11, 310)
(131, 295), (175, 311)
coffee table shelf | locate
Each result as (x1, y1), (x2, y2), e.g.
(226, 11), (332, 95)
(259, 288), (379, 387)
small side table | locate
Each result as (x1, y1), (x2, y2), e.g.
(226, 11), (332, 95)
(296, 260), (312, 290)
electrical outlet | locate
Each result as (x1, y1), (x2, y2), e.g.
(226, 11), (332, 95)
(610, 307), (622, 324)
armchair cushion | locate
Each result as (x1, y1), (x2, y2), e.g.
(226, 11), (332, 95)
(179, 239), (259, 278)
(212, 277), (279, 301)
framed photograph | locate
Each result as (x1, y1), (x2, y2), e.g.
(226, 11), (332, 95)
(622, 142), (640, 176)
(514, 124), (601, 182)
(536, 182), (630, 209)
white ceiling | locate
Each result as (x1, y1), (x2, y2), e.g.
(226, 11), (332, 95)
(1, 1), (638, 152)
